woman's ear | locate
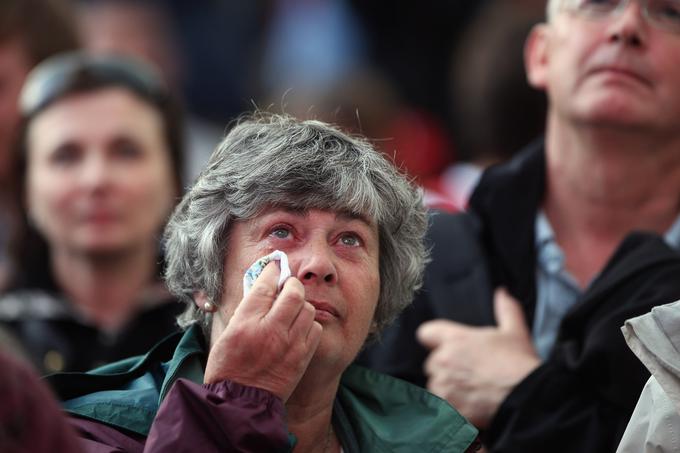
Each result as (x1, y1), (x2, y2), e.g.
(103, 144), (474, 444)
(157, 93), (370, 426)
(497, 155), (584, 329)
(194, 291), (216, 313)
(525, 23), (550, 90)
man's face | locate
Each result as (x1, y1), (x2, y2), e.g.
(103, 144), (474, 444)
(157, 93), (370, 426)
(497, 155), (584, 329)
(0, 38), (30, 182)
(526, 1), (680, 132)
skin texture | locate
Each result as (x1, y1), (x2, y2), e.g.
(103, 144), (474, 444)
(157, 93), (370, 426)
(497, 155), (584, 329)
(199, 208), (380, 452)
(26, 87), (176, 257)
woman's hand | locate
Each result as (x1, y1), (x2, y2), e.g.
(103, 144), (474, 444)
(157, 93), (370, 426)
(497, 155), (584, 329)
(204, 262), (322, 402)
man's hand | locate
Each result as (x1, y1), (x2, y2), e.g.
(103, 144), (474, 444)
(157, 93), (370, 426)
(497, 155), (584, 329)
(204, 262), (322, 402)
(416, 288), (541, 428)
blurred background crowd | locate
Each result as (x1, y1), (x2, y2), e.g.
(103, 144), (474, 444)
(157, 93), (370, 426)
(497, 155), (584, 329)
(0, 0), (548, 375)
(4, 0), (548, 197)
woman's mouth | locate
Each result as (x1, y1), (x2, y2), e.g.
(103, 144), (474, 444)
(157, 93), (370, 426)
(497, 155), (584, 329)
(307, 300), (339, 322)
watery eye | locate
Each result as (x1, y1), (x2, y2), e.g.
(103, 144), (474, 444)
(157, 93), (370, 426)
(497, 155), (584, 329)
(655, 1), (680, 21)
(340, 234), (360, 247)
(270, 227), (290, 239)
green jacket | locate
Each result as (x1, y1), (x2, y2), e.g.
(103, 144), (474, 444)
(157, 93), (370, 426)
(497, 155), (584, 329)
(48, 325), (478, 452)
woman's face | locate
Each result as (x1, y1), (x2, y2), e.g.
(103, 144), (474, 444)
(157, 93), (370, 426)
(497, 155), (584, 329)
(217, 208), (381, 373)
(25, 87), (176, 256)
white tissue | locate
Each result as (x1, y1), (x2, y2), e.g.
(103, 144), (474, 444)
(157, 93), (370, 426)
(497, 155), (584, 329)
(242, 250), (291, 297)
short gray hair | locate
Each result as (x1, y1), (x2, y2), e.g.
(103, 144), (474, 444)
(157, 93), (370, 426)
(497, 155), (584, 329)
(163, 112), (428, 341)
(547, 0), (561, 21)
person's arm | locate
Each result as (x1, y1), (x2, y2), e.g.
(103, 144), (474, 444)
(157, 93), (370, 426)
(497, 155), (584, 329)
(145, 378), (289, 452)
(485, 240), (680, 452)
(68, 379), (289, 453)
(417, 288), (540, 430)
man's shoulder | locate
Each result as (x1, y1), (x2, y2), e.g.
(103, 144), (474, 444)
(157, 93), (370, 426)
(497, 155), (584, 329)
(594, 232), (680, 292)
(426, 211), (486, 274)
(428, 210), (481, 239)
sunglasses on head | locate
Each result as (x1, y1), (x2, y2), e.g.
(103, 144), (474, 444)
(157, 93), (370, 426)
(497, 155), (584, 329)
(20, 52), (168, 118)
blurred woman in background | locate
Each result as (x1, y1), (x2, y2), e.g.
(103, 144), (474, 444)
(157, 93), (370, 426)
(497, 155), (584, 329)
(0, 52), (184, 373)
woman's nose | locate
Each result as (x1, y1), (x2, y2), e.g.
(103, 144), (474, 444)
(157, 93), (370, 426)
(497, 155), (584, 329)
(79, 153), (111, 190)
(294, 240), (338, 285)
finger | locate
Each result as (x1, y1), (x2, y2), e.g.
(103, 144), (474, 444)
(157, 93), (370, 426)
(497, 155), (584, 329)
(266, 277), (306, 327)
(423, 344), (454, 376)
(423, 349), (439, 377)
(494, 287), (529, 335)
(306, 320), (323, 350)
(287, 300), (316, 340)
(426, 375), (452, 402)
(238, 262), (280, 317)
(416, 319), (463, 350)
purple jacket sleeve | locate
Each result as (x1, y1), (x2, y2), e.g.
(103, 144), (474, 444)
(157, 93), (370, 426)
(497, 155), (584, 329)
(70, 379), (289, 453)
(145, 378), (289, 452)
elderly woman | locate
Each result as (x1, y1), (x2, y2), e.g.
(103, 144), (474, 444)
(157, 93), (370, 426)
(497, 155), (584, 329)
(48, 114), (479, 452)
(0, 52), (184, 373)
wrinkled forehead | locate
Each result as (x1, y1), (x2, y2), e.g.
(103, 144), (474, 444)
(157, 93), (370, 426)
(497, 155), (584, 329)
(227, 171), (386, 229)
(247, 203), (376, 228)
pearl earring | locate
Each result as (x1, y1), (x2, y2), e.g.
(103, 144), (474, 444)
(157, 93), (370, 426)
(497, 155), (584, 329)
(203, 301), (216, 313)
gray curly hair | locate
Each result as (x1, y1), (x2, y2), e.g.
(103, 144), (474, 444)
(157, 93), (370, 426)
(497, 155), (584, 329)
(163, 112), (428, 341)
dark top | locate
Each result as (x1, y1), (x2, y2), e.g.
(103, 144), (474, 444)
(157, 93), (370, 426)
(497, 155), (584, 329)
(0, 286), (183, 374)
(47, 325), (480, 452)
(359, 141), (680, 452)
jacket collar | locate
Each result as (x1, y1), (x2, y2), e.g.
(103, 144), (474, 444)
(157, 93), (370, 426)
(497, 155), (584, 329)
(337, 365), (478, 452)
(468, 138), (545, 321)
(48, 325), (206, 436)
(49, 325), (478, 450)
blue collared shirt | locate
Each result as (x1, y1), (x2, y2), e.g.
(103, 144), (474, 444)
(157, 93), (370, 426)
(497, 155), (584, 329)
(532, 211), (680, 359)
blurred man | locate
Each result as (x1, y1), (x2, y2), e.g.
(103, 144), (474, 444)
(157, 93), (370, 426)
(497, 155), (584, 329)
(361, 0), (680, 451)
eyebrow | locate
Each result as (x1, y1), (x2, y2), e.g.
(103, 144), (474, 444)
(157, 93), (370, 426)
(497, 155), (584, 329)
(336, 211), (373, 227)
(263, 207), (374, 227)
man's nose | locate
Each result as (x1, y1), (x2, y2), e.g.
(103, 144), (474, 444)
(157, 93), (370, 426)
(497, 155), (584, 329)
(607, 1), (648, 47)
(294, 239), (338, 285)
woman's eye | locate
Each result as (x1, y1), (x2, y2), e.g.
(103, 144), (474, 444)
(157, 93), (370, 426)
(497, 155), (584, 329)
(112, 139), (143, 159)
(269, 227), (291, 239)
(49, 143), (81, 166)
(339, 233), (361, 247)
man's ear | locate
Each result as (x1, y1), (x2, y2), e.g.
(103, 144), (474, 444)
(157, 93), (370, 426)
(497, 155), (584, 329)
(525, 23), (550, 90)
